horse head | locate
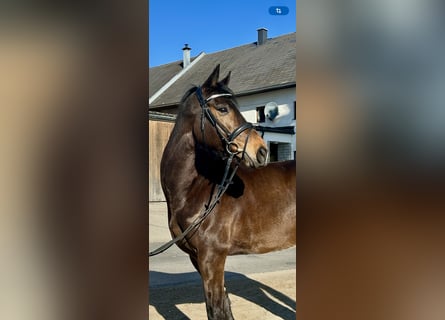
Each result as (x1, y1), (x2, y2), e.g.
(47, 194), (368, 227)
(182, 65), (269, 168)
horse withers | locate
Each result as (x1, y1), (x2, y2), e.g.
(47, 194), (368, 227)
(160, 65), (296, 319)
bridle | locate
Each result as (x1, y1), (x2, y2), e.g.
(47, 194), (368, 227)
(195, 86), (254, 159)
(149, 86), (256, 257)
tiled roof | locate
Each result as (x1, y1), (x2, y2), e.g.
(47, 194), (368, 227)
(148, 57), (199, 98)
(149, 32), (296, 109)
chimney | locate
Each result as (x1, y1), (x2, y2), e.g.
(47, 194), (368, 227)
(257, 28), (268, 45)
(182, 44), (191, 68)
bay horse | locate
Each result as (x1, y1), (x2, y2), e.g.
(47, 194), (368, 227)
(160, 65), (296, 319)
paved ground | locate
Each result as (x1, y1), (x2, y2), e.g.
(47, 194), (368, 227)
(149, 202), (296, 319)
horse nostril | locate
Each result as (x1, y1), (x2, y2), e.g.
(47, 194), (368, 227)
(256, 147), (268, 165)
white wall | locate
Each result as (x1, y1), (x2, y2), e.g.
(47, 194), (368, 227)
(237, 87), (296, 159)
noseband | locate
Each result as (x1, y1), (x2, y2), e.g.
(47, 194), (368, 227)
(195, 86), (253, 157)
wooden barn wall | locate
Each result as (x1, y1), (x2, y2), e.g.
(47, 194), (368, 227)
(149, 120), (174, 201)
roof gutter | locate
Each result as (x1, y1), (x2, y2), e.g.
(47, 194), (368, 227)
(236, 82), (295, 97)
(149, 111), (177, 122)
(254, 125), (295, 135)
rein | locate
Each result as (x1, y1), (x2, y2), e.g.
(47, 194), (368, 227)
(149, 87), (254, 257)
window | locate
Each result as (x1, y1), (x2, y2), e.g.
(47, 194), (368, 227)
(269, 142), (278, 162)
(293, 101), (296, 120)
(268, 142), (292, 162)
(256, 106), (265, 123)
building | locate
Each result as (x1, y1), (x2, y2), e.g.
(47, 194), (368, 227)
(149, 29), (296, 200)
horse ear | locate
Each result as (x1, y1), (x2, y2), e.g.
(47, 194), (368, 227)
(203, 64), (220, 88)
(219, 71), (231, 87)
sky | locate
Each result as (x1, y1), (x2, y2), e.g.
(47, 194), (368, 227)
(148, 0), (296, 67)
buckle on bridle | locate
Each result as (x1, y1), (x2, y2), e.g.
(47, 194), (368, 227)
(226, 142), (240, 155)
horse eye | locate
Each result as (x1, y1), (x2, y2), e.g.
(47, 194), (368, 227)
(216, 106), (228, 113)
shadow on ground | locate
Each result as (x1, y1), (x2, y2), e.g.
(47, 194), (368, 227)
(149, 270), (296, 319)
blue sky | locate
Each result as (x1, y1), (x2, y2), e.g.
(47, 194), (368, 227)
(149, 0), (296, 67)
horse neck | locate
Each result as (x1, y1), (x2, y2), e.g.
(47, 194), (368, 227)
(161, 118), (229, 205)
(163, 120), (196, 171)
(160, 118), (200, 202)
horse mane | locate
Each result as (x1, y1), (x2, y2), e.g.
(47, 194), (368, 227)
(180, 86), (199, 105)
(176, 86), (198, 116)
